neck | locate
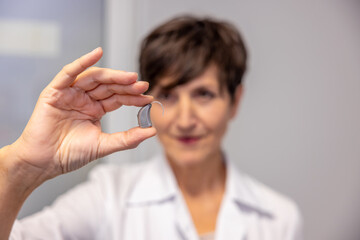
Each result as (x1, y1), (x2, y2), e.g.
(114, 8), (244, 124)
(167, 151), (226, 197)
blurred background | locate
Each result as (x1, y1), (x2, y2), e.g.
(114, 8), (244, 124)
(1, 0), (359, 239)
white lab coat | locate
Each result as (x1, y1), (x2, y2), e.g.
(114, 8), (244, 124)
(11, 154), (303, 240)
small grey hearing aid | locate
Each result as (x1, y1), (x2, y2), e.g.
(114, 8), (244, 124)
(137, 101), (164, 128)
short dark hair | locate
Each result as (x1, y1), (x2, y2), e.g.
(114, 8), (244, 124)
(139, 15), (247, 101)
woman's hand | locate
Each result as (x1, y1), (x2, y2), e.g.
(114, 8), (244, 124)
(0, 47), (156, 239)
(5, 47), (156, 185)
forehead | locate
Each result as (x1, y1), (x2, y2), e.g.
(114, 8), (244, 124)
(152, 64), (221, 91)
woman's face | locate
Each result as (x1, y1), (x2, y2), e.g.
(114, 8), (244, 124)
(149, 65), (241, 166)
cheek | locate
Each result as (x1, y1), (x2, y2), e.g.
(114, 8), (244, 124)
(150, 107), (176, 151)
(150, 105), (171, 132)
(198, 103), (232, 133)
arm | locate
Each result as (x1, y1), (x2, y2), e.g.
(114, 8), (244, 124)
(0, 47), (156, 239)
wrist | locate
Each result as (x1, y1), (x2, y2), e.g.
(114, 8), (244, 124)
(0, 144), (44, 239)
(0, 143), (46, 199)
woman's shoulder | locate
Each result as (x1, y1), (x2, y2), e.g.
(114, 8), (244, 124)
(245, 173), (300, 217)
(228, 162), (302, 223)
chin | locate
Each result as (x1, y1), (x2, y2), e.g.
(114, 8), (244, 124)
(165, 150), (210, 168)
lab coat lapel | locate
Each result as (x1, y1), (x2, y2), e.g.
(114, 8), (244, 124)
(215, 159), (274, 240)
(126, 155), (177, 205)
(215, 161), (248, 240)
(125, 154), (198, 240)
(174, 192), (199, 240)
(215, 196), (248, 240)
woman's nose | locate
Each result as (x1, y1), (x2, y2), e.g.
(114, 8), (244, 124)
(175, 97), (196, 131)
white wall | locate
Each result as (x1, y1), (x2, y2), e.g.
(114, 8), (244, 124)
(106, 1), (360, 239)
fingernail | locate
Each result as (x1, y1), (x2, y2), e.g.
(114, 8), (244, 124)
(92, 47), (101, 53)
(129, 72), (139, 80)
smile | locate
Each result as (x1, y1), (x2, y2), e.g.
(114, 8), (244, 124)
(177, 136), (201, 144)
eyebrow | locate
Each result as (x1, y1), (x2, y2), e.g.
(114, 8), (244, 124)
(158, 81), (182, 91)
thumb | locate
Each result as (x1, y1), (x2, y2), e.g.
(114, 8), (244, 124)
(98, 127), (157, 157)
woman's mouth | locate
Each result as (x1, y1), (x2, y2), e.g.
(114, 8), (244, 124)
(177, 136), (201, 144)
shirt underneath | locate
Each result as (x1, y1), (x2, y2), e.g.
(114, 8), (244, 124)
(199, 232), (215, 240)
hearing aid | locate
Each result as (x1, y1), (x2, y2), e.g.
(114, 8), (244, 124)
(137, 101), (164, 128)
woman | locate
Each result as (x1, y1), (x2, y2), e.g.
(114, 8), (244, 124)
(2, 16), (302, 239)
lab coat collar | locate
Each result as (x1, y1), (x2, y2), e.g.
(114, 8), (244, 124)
(126, 153), (273, 218)
(226, 158), (274, 218)
(214, 158), (275, 240)
(126, 154), (178, 205)
(125, 153), (275, 239)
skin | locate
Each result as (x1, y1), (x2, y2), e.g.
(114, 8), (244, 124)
(150, 65), (243, 234)
(0, 47), (156, 239)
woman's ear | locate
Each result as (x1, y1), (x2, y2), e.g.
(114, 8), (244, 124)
(230, 85), (243, 119)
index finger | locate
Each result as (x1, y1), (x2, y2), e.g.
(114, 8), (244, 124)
(71, 68), (138, 91)
(49, 47), (103, 89)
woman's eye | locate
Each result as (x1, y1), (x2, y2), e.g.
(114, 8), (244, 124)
(195, 89), (215, 100)
(156, 91), (176, 103)
(158, 92), (171, 100)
